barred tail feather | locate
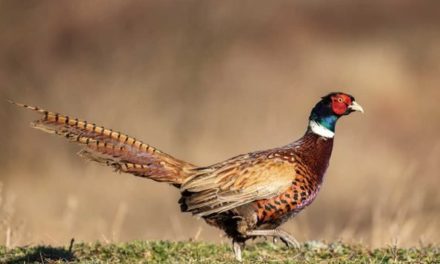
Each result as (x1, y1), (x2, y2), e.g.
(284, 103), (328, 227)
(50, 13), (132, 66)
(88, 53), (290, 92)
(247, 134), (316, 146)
(11, 101), (195, 185)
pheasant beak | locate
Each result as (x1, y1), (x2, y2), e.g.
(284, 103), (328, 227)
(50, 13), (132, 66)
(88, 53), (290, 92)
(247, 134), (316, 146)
(348, 101), (364, 113)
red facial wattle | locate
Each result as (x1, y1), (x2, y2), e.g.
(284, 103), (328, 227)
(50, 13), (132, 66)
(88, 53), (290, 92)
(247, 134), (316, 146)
(331, 102), (346, 115)
(331, 95), (352, 115)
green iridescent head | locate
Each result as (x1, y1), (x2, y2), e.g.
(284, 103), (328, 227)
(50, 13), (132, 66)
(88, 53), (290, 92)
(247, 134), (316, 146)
(309, 92), (364, 133)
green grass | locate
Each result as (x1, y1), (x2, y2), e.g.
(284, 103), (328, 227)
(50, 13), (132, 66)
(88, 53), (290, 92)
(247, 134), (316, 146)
(1, 241), (439, 263)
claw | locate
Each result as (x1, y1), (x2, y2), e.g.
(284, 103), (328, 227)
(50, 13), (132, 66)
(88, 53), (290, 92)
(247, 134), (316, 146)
(276, 229), (300, 248)
(279, 235), (300, 248)
(246, 229), (300, 249)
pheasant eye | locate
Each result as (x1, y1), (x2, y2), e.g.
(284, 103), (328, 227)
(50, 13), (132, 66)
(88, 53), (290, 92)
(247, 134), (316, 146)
(337, 98), (343, 103)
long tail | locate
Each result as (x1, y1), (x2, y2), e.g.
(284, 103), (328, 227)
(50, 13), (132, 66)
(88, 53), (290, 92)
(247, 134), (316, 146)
(10, 101), (196, 185)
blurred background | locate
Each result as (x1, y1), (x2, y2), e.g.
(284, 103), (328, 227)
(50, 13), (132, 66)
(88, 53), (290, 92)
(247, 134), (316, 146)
(0, 1), (439, 248)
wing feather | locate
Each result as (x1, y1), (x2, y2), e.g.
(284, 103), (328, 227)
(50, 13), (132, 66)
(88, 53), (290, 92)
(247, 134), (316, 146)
(181, 151), (296, 216)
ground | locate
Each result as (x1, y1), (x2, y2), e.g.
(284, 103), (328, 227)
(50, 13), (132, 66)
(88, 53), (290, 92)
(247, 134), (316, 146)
(1, 241), (439, 263)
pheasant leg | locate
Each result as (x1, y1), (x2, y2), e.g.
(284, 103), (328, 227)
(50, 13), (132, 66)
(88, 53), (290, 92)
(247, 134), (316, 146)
(246, 229), (300, 248)
(232, 239), (245, 262)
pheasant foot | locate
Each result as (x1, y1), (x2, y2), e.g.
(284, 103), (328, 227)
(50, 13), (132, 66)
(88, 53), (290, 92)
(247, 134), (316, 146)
(246, 229), (300, 248)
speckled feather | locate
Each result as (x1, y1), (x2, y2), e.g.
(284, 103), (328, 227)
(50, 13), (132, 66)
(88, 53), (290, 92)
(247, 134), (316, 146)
(181, 151), (297, 217)
(178, 131), (333, 239)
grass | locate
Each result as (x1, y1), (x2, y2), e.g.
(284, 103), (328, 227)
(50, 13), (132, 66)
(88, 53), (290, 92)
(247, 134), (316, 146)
(1, 241), (439, 263)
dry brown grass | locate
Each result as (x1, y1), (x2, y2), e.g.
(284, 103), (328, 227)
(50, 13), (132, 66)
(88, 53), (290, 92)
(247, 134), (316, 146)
(0, 1), (439, 248)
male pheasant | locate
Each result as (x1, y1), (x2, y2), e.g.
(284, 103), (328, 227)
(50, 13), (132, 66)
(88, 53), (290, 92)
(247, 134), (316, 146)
(11, 92), (363, 261)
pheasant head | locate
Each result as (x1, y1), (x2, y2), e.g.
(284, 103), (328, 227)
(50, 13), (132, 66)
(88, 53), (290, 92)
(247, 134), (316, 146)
(308, 92), (364, 138)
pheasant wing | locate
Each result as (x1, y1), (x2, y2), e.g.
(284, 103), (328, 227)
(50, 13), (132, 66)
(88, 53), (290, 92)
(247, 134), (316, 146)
(181, 152), (296, 216)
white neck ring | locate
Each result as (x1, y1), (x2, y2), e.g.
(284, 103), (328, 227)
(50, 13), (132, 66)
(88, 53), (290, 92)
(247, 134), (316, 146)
(309, 120), (335, 138)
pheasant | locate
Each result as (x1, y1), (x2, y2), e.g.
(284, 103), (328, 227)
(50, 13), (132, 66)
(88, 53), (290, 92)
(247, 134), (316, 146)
(11, 92), (363, 261)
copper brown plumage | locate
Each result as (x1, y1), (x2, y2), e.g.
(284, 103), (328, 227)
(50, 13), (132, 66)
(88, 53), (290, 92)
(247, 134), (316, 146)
(10, 92), (364, 261)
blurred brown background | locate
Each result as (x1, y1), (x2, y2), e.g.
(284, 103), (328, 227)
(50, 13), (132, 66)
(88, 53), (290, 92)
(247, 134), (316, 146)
(0, 1), (439, 248)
